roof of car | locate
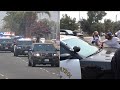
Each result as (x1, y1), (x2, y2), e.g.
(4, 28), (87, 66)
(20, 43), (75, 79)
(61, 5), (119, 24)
(60, 35), (78, 41)
(33, 43), (53, 45)
(0, 36), (11, 39)
(17, 38), (32, 41)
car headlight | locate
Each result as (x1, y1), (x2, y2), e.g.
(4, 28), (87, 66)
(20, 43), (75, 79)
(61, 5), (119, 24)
(34, 53), (40, 57)
(53, 54), (57, 56)
(17, 47), (21, 49)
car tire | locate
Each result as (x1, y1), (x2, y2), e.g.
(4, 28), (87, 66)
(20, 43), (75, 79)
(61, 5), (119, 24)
(55, 64), (59, 67)
(51, 63), (55, 67)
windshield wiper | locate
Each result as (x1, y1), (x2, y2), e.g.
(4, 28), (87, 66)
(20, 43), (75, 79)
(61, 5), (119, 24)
(87, 49), (102, 58)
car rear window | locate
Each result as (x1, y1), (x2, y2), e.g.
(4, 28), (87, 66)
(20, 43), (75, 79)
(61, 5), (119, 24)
(33, 44), (56, 51)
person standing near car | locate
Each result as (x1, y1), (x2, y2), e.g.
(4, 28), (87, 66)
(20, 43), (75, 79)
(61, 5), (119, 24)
(111, 48), (120, 79)
(115, 30), (120, 39)
(91, 31), (101, 46)
(101, 32), (120, 49)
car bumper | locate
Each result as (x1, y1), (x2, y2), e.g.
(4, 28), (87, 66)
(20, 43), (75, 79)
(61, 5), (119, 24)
(0, 46), (13, 51)
(31, 56), (59, 64)
(15, 49), (29, 55)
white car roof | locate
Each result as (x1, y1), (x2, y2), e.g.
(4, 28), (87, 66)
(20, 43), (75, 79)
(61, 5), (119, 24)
(60, 35), (78, 41)
(18, 38), (32, 41)
(0, 37), (11, 39)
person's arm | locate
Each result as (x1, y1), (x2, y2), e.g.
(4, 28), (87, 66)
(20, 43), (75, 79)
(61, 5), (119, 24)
(99, 39), (107, 48)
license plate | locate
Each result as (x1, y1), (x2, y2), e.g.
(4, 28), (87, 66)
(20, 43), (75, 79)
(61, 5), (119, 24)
(5, 47), (8, 49)
(44, 59), (49, 62)
(24, 51), (28, 53)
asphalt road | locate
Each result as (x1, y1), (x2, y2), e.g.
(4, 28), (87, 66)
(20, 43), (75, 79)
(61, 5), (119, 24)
(0, 51), (60, 79)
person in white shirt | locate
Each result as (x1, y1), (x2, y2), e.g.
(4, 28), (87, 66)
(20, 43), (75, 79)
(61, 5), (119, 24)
(101, 32), (120, 49)
(91, 31), (101, 46)
(115, 30), (120, 39)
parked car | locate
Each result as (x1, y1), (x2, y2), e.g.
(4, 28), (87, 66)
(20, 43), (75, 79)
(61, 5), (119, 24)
(14, 38), (33, 56)
(0, 37), (14, 52)
(60, 29), (74, 35)
(40, 38), (45, 43)
(60, 35), (116, 79)
(28, 43), (59, 67)
(60, 29), (83, 38)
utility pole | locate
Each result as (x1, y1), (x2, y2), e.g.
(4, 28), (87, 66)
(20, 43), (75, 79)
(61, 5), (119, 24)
(79, 11), (81, 32)
(116, 14), (117, 22)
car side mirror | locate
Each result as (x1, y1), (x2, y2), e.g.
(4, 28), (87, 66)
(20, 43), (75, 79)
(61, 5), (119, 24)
(73, 46), (80, 53)
(60, 53), (71, 60)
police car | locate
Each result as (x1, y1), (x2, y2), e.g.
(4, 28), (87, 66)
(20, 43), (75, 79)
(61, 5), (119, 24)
(60, 35), (116, 79)
(14, 38), (33, 56)
(0, 36), (14, 52)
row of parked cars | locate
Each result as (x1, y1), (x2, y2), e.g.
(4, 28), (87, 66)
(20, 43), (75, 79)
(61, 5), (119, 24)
(0, 36), (59, 67)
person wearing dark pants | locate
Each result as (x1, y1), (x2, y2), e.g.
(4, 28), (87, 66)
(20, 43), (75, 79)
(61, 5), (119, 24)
(111, 48), (120, 79)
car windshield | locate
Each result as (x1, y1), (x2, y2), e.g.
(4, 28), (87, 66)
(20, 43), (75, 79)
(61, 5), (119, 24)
(17, 41), (32, 45)
(62, 37), (99, 57)
(33, 44), (56, 51)
(0, 39), (12, 43)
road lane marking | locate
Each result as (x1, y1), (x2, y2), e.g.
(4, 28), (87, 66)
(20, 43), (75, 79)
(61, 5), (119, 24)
(16, 57), (28, 63)
(45, 70), (49, 72)
(0, 74), (4, 77)
(40, 68), (43, 70)
(52, 73), (55, 74)
(43, 69), (46, 71)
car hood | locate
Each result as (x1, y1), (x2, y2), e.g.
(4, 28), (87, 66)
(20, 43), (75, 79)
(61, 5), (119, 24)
(80, 48), (117, 70)
(87, 47), (117, 62)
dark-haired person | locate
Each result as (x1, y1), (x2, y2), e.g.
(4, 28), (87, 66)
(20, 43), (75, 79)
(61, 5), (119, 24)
(115, 30), (120, 39)
(101, 32), (120, 49)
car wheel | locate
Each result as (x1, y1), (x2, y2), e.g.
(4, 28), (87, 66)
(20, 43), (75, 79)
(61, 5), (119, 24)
(55, 63), (59, 67)
(51, 63), (55, 67)
(31, 60), (36, 67)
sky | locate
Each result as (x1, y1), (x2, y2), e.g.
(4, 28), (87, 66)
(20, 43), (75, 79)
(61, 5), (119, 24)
(60, 11), (120, 22)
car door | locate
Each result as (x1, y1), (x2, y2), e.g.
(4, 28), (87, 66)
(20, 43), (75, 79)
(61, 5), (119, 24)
(60, 43), (81, 79)
(60, 59), (81, 79)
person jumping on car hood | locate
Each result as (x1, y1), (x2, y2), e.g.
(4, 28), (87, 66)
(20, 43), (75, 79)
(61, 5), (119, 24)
(101, 32), (120, 49)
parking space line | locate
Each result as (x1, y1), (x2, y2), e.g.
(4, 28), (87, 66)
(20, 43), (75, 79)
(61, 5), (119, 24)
(0, 74), (4, 77)
(16, 57), (28, 63)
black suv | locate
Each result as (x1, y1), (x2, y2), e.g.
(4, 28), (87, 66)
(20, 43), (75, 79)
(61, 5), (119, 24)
(0, 37), (14, 52)
(14, 38), (33, 56)
(28, 43), (59, 67)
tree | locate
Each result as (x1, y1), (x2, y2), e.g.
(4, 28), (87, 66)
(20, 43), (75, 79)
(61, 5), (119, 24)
(3, 11), (50, 36)
(30, 19), (56, 39)
(87, 11), (107, 23)
(60, 14), (79, 31)
(104, 19), (114, 33)
(112, 21), (120, 33)
(80, 11), (107, 35)
(80, 19), (91, 34)
(90, 22), (105, 34)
